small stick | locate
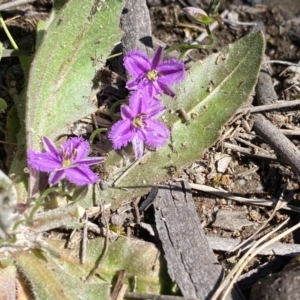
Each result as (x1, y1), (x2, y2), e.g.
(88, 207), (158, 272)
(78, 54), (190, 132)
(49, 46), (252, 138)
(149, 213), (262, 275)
(227, 185), (288, 254)
(189, 183), (300, 214)
(85, 187), (110, 282)
(133, 197), (141, 226)
(212, 217), (292, 300)
(234, 137), (271, 155)
(112, 151), (151, 187)
(237, 99), (300, 114)
(80, 212), (88, 264)
(253, 58), (300, 175)
(116, 284), (128, 300)
(263, 60), (300, 67)
(221, 218), (296, 300)
(111, 270), (127, 300)
(124, 293), (199, 300)
(253, 113), (300, 175)
(224, 142), (278, 161)
(223, 19), (257, 27)
(0, 0), (36, 11)
(280, 129), (300, 136)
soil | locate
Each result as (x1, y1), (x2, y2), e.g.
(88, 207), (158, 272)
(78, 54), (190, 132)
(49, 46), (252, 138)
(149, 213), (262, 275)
(1, 0), (300, 299)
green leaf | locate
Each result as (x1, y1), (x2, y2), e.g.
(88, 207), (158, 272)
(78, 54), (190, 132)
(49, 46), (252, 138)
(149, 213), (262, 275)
(48, 236), (173, 294)
(12, 236), (172, 299)
(103, 31), (265, 208)
(0, 97), (6, 110)
(7, 0), (74, 199)
(36, 0), (69, 49)
(14, 249), (110, 300)
(0, 169), (18, 238)
(0, 260), (17, 299)
(26, 0), (125, 150)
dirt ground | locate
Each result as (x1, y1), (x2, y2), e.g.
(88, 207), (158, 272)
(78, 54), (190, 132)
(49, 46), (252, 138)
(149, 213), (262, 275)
(1, 0), (300, 299)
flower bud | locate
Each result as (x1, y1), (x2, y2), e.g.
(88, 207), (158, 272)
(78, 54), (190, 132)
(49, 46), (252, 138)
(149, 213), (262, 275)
(183, 7), (213, 25)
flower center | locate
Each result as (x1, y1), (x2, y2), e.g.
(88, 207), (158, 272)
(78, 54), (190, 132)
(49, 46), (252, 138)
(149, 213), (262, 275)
(61, 146), (77, 167)
(133, 114), (147, 128)
(147, 69), (159, 81)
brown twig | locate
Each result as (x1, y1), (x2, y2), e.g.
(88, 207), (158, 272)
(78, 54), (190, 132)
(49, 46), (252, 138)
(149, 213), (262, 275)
(85, 186), (110, 282)
(227, 185), (288, 254)
(111, 270), (127, 300)
(0, 0), (36, 11)
(223, 142), (278, 161)
(80, 212), (88, 264)
(124, 292), (200, 300)
(189, 183), (300, 214)
(253, 59), (300, 175)
(237, 99), (300, 114)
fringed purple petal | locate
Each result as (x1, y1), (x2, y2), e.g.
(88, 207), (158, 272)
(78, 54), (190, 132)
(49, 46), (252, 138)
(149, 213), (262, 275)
(156, 60), (185, 84)
(76, 156), (104, 166)
(145, 81), (162, 98)
(121, 104), (133, 119)
(157, 81), (176, 97)
(126, 78), (138, 91)
(128, 89), (147, 115)
(143, 120), (170, 147)
(48, 170), (65, 186)
(146, 102), (166, 119)
(27, 150), (62, 172)
(151, 46), (163, 68)
(63, 166), (100, 186)
(132, 135), (144, 158)
(64, 137), (89, 162)
(124, 50), (152, 77)
(108, 119), (135, 149)
(42, 136), (58, 154)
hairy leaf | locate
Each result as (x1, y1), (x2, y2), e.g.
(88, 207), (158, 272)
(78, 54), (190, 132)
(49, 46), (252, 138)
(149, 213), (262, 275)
(26, 0), (125, 150)
(14, 249), (110, 300)
(48, 236), (173, 294)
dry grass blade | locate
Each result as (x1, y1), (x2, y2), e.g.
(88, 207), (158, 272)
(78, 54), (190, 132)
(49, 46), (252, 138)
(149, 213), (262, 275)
(227, 186), (288, 254)
(211, 217), (300, 300)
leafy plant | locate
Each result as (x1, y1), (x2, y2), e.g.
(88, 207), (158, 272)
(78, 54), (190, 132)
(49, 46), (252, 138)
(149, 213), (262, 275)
(0, 0), (264, 298)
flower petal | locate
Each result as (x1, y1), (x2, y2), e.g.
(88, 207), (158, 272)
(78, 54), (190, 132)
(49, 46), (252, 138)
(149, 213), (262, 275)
(64, 166), (100, 185)
(126, 78), (138, 91)
(42, 136), (59, 155)
(48, 169), (66, 186)
(156, 60), (185, 84)
(146, 102), (166, 119)
(144, 81), (162, 98)
(132, 135), (144, 158)
(157, 81), (176, 97)
(124, 50), (152, 77)
(142, 120), (170, 147)
(151, 46), (163, 68)
(128, 89), (147, 115)
(27, 150), (62, 172)
(108, 119), (135, 149)
(120, 103), (133, 119)
(64, 137), (89, 162)
(76, 156), (104, 166)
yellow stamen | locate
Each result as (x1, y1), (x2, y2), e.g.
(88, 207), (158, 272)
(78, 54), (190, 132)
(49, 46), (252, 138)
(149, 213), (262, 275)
(133, 116), (144, 128)
(147, 69), (159, 81)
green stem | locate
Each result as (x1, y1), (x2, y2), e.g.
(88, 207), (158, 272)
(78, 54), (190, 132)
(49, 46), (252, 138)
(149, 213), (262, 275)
(166, 24), (216, 59)
(0, 13), (19, 50)
(109, 99), (127, 121)
(89, 128), (107, 144)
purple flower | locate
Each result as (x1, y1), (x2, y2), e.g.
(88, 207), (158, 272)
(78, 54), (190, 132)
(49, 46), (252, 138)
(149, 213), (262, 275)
(108, 90), (170, 158)
(27, 137), (104, 186)
(124, 46), (185, 98)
